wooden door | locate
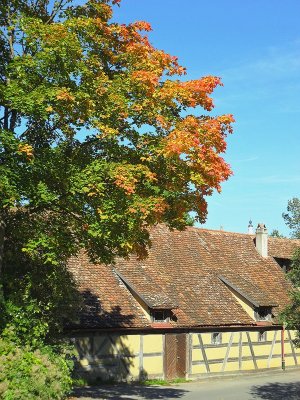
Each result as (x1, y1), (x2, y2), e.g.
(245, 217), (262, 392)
(164, 333), (187, 379)
(176, 333), (187, 378)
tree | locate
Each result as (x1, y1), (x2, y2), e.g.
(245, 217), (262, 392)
(280, 198), (300, 345)
(0, 0), (233, 269)
(0, 3), (234, 394)
(269, 229), (285, 239)
(280, 248), (300, 346)
(282, 198), (300, 239)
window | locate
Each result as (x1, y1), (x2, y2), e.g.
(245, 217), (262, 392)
(258, 331), (267, 342)
(211, 332), (222, 345)
(151, 310), (170, 322)
(254, 307), (272, 321)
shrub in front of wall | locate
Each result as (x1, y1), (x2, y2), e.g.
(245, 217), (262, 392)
(0, 339), (73, 400)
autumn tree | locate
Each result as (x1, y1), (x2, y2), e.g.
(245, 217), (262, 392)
(0, 4), (234, 394)
(0, 0), (233, 270)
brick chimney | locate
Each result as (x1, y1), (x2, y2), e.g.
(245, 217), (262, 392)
(255, 223), (268, 257)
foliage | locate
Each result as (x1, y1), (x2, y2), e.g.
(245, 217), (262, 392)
(279, 198), (300, 347)
(0, 0), (234, 265)
(2, 217), (82, 345)
(0, 259), (80, 399)
(0, 229), (81, 398)
(1, 261), (81, 347)
(280, 248), (300, 346)
(282, 198), (300, 239)
(0, 2), (233, 395)
(269, 229), (286, 238)
(0, 338), (73, 400)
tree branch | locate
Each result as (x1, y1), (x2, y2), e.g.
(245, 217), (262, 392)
(47, 0), (70, 23)
(9, 110), (17, 132)
(3, 107), (9, 130)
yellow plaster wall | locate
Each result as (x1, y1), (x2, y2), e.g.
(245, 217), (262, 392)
(272, 341), (282, 356)
(117, 335), (140, 377)
(248, 331), (258, 341)
(285, 357), (296, 366)
(143, 334), (163, 353)
(268, 357), (281, 368)
(141, 334), (164, 377)
(252, 344), (270, 356)
(189, 329), (300, 376)
(130, 291), (151, 320)
(241, 360), (256, 370)
(284, 341), (292, 354)
(199, 333), (212, 345)
(225, 286), (255, 320)
(241, 346), (252, 358)
(143, 356), (164, 375)
(284, 330), (291, 341)
(114, 334), (140, 354)
(209, 364), (222, 373)
(222, 332), (240, 343)
(191, 364), (207, 374)
(223, 362), (240, 372)
(205, 347), (227, 360)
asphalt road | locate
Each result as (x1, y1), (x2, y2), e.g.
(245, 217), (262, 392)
(71, 369), (300, 400)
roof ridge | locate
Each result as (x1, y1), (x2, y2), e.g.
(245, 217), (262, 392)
(269, 236), (300, 242)
(187, 226), (251, 236)
(188, 226), (300, 241)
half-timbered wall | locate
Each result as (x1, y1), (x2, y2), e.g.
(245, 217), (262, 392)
(189, 329), (300, 376)
(74, 329), (300, 382)
(74, 333), (164, 382)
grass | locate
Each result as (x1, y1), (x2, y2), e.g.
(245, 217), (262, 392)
(73, 376), (191, 387)
(139, 377), (191, 386)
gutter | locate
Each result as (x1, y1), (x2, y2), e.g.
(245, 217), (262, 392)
(65, 323), (284, 336)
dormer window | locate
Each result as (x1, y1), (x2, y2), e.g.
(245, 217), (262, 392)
(254, 307), (272, 321)
(114, 270), (177, 324)
(151, 309), (170, 322)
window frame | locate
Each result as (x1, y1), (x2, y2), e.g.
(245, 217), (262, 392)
(211, 332), (222, 345)
(151, 309), (170, 323)
(258, 330), (267, 342)
(254, 307), (272, 321)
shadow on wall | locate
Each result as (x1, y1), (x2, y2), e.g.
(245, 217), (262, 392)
(71, 384), (189, 400)
(250, 382), (300, 399)
(72, 290), (137, 383)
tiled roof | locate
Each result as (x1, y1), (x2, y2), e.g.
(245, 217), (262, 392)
(218, 275), (276, 307)
(68, 225), (298, 331)
(114, 269), (178, 309)
(268, 236), (300, 259)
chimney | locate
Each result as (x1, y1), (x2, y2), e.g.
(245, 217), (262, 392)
(248, 219), (254, 234)
(255, 223), (268, 257)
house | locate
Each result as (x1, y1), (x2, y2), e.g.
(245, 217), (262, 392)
(67, 223), (300, 381)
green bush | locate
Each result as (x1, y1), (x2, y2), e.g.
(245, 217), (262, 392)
(0, 339), (73, 400)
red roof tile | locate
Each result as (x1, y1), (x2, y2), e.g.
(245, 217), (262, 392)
(68, 225), (297, 331)
(269, 236), (300, 259)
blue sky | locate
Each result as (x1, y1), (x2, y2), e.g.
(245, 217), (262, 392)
(112, 0), (300, 236)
